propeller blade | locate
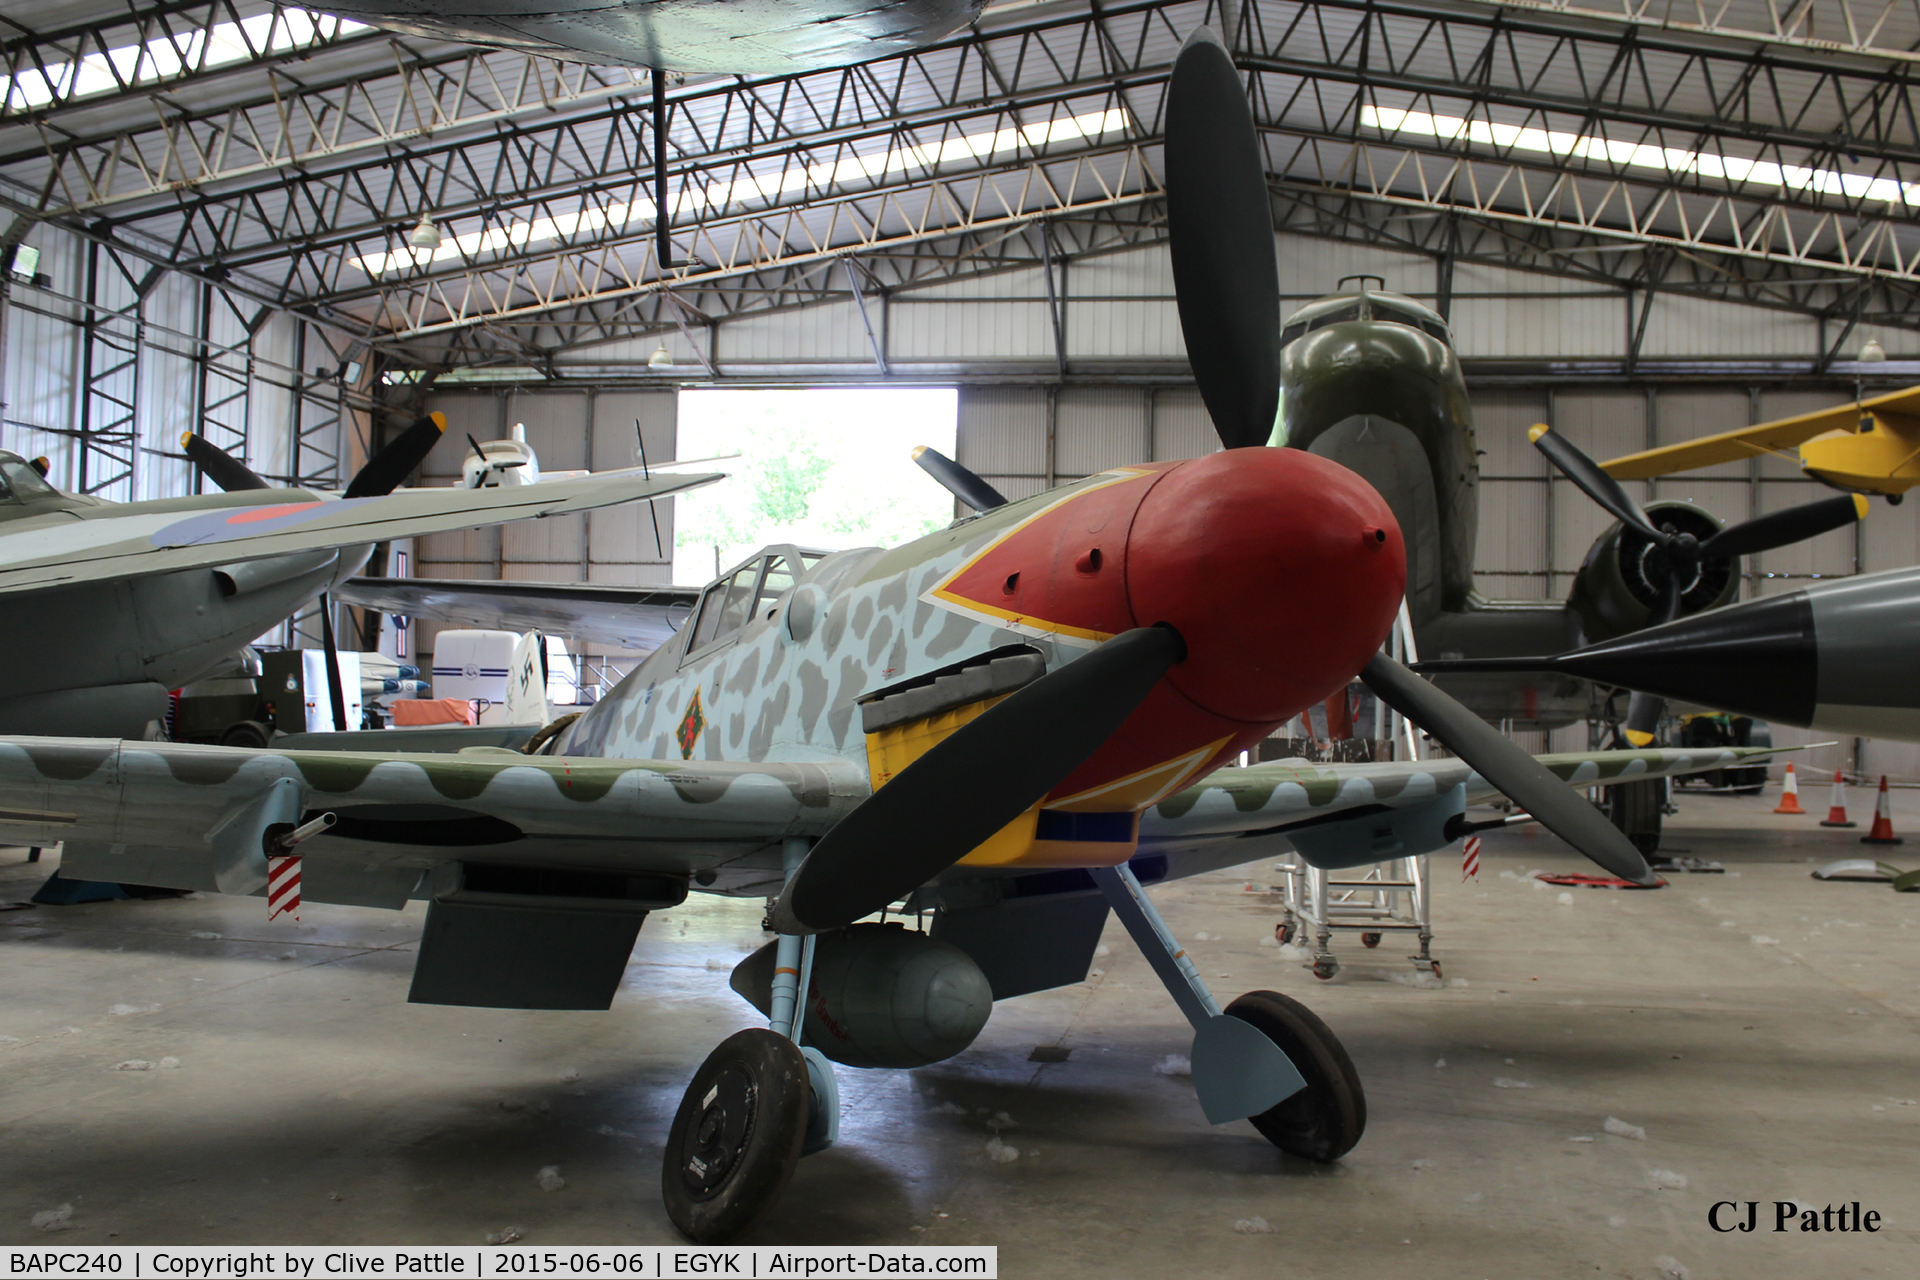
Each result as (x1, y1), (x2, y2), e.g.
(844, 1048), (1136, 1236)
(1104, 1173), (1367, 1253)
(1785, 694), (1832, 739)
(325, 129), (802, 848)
(1622, 690), (1664, 747)
(1166, 27), (1281, 450)
(1529, 424), (1658, 536)
(913, 445), (1008, 512)
(1699, 493), (1868, 559)
(1359, 653), (1657, 885)
(342, 412), (447, 498)
(180, 432), (271, 491)
(1651, 567), (1685, 628)
(771, 626), (1187, 933)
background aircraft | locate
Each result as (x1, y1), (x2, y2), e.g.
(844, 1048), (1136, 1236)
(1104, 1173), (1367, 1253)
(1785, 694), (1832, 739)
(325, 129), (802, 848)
(1602, 383), (1920, 500)
(1266, 290), (1866, 741)
(0, 29), (1794, 1244)
(321, 0), (984, 75)
(0, 417), (717, 739)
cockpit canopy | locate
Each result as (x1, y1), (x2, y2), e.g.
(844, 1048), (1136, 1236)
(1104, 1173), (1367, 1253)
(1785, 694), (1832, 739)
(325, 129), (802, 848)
(0, 450), (61, 508)
(683, 545), (831, 660)
(1280, 288), (1452, 350)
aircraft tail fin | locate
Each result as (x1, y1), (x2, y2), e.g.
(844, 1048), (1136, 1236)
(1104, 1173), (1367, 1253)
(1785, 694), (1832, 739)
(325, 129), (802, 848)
(507, 630), (551, 727)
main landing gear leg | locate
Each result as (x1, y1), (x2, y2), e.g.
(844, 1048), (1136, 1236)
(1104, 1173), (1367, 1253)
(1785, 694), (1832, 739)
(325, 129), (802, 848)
(662, 838), (837, 1244)
(1089, 863), (1366, 1162)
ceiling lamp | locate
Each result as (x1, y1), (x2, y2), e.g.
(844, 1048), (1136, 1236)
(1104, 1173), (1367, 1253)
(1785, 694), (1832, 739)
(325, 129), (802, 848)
(407, 215), (442, 250)
(647, 341), (673, 368)
(1859, 337), (1887, 363)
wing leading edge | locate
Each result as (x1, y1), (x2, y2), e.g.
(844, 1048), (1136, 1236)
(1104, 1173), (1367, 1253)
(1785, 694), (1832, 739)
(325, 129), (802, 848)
(334, 577), (701, 651)
(0, 471), (723, 595)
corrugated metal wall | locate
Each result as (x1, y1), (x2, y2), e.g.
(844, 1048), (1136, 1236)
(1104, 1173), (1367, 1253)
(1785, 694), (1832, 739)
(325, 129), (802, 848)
(0, 223), (348, 499)
(544, 239), (1877, 376)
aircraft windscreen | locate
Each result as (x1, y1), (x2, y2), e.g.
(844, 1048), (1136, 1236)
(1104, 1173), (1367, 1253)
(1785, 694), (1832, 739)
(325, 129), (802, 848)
(1370, 303), (1453, 346)
(0, 457), (55, 500)
(1306, 304), (1362, 332)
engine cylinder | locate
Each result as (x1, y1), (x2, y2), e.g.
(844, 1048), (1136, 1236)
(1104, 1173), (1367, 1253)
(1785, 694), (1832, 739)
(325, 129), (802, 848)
(730, 923), (993, 1069)
(1566, 502), (1735, 645)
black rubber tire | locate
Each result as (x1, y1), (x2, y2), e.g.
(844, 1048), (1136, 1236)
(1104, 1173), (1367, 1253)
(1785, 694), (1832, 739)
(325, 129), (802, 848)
(219, 721), (270, 749)
(1225, 989), (1366, 1163)
(661, 1029), (809, 1243)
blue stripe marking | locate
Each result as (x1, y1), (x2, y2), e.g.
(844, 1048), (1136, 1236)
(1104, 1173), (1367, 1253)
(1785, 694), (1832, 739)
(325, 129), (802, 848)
(1034, 810), (1137, 843)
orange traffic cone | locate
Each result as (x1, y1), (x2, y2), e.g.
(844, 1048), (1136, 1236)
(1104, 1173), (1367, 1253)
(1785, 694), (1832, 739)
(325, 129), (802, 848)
(1820, 770), (1857, 828)
(1773, 762), (1806, 815)
(1862, 776), (1903, 845)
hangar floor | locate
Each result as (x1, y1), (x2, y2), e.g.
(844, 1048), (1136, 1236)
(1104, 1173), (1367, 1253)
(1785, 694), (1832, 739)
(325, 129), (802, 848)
(2, 788), (1916, 1278)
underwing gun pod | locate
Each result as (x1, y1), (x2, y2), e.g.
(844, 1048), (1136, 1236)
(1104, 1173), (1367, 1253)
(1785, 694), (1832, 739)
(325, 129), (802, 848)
(0, 27), (1801, 1247)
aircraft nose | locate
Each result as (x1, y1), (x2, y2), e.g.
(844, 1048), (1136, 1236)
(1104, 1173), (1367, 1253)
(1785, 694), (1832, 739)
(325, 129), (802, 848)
(1125, 448), (1406, 723)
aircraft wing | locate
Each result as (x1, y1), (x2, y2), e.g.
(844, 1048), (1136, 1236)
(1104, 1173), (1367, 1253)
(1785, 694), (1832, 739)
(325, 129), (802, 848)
(335, 577), (700, 651)
(0, 737), (865, 905)
(1601, 384), (1920, 479)
(1139, 746), (1790, 861)
(0, 472), (722, 596)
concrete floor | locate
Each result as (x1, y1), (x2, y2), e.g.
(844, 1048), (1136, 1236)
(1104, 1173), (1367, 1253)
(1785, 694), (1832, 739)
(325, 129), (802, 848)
(2, 784), (1917, 1278)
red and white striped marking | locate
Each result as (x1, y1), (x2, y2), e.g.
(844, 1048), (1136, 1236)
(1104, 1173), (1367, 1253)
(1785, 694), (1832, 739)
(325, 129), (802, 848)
(1462, 835), (1481, 881)
(267, 855), (302, 921)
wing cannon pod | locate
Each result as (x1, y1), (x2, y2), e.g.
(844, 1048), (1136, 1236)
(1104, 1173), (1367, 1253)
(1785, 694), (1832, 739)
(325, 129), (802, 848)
(730, 923), (993, 1068)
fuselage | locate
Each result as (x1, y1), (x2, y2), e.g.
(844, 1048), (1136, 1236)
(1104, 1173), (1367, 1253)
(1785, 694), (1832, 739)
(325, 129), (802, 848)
(1274, 286), (1738, 731)
(556, 448), (1407, 869)
(1277, 286), (1479, 624)
(322, 0), (985, 74)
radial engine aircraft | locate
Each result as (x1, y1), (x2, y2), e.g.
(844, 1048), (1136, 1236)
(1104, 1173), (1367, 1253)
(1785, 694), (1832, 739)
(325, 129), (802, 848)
(1261, 294), (1867, 745)
(0, 30), (1791, 1243)
(0, 414), (718, 738)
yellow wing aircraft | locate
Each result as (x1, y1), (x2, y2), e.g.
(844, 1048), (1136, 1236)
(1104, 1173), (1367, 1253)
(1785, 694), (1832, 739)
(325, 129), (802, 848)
(1602, 384), (1920, 498)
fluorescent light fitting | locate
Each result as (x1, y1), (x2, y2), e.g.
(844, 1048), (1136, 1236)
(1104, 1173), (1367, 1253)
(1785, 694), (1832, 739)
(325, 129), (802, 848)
(346, 106), (1128, 277)
(1361, 106), (1920, 206)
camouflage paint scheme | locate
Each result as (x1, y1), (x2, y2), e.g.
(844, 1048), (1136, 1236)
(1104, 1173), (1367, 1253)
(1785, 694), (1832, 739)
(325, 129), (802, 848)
(0, 453), (1788, 915)
(0, 735), (1784, 904)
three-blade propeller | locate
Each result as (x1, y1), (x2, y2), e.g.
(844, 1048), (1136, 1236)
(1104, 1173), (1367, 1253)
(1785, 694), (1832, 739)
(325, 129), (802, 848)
(1161, 29), (1655, 884)
(790, 25), (1663, 929)
(1530, 422), (1866, 742)
(184, 412), (447, 498)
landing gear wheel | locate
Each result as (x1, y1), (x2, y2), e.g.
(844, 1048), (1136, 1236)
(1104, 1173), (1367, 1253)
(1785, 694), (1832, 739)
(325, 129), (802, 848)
(219, 721), (270, 749)
(1311, 957), (1338, 980)
(1224, 990), (1366, 1163)
(1275, 921), (1294, 946)
(1360, 932), (1382, 949)
(661, 1029), (809, 1244)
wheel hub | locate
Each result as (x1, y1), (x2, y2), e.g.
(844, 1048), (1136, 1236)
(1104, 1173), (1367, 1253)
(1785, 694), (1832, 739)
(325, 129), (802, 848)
(681, 1062), (758, 1197)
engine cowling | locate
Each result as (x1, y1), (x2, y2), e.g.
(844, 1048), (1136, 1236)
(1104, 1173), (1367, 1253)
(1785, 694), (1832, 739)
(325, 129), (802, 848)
(1566, 501), (1737, 645)
(730, 923), (993, 1069)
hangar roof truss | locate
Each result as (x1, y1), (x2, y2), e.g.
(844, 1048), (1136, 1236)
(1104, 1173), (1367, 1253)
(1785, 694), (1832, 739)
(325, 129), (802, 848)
(5, 0), (1920, 372)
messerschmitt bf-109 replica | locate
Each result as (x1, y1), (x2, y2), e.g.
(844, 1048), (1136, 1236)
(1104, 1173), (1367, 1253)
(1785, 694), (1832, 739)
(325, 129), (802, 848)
(0, 30), (1788, 1242)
